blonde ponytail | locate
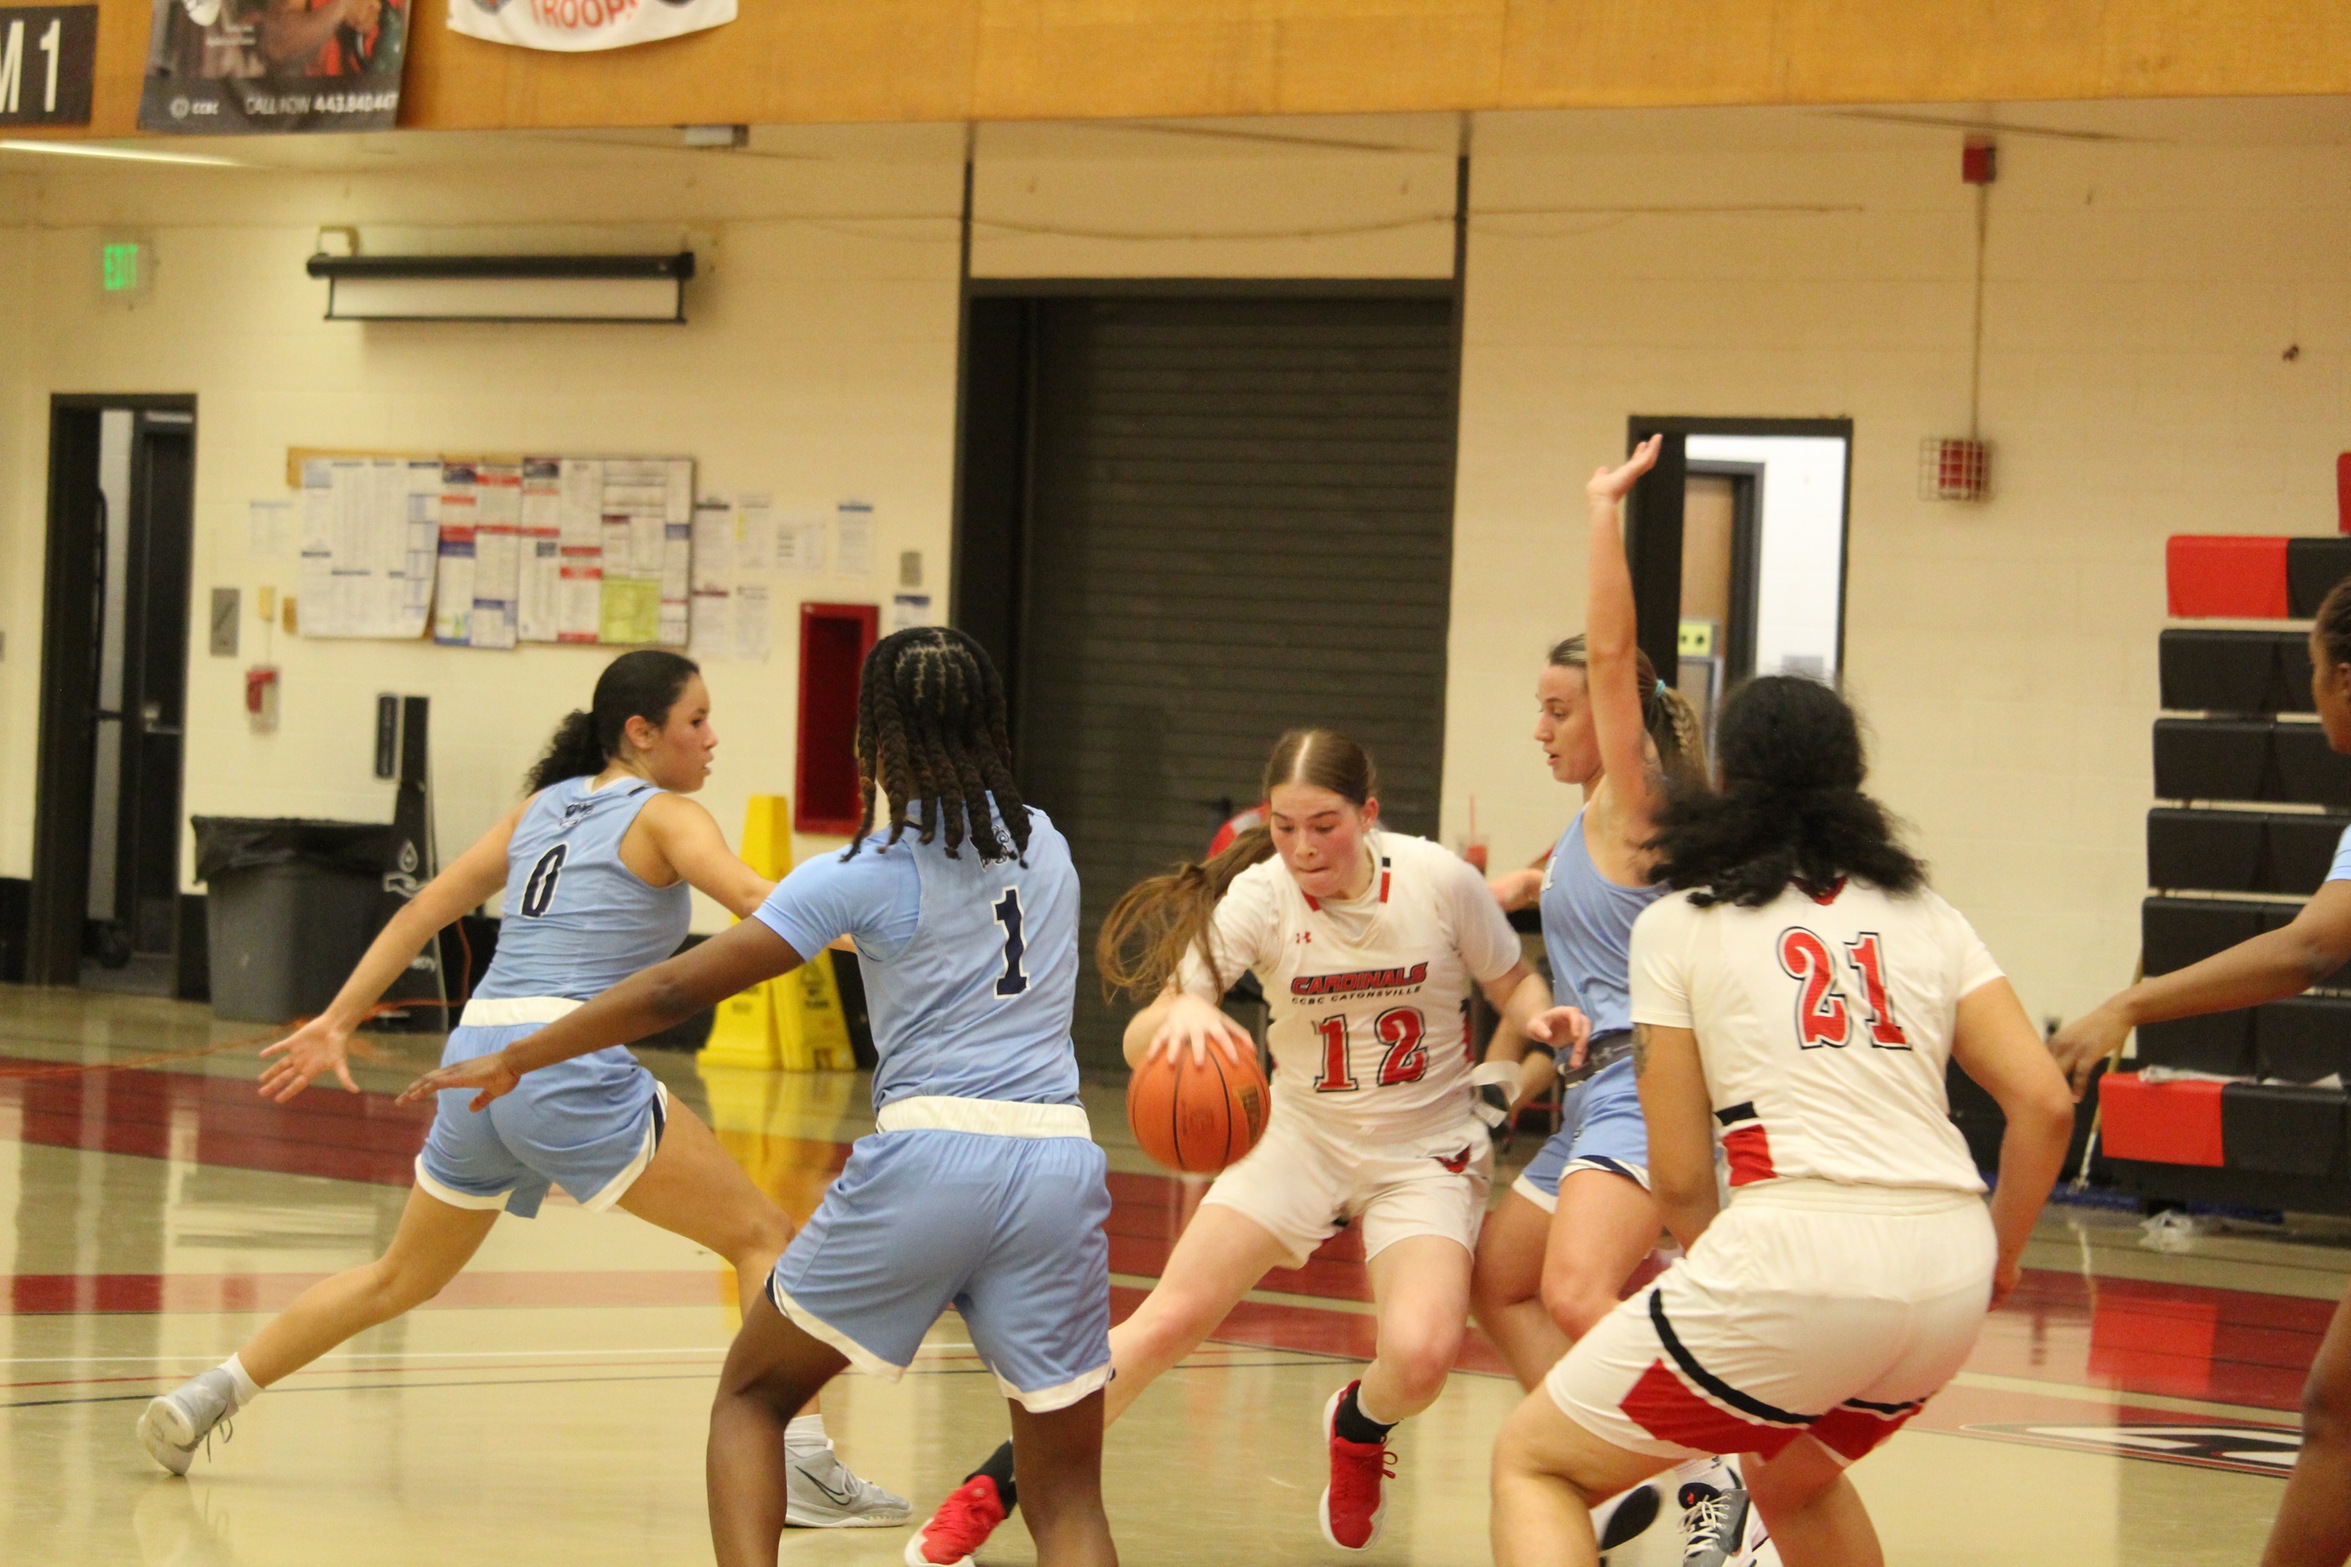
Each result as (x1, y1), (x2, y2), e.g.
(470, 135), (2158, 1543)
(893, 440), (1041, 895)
(1653, 684), (1709, 790)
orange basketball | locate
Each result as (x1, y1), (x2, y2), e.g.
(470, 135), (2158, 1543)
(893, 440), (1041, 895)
(1126, 1044), (1270, 1175)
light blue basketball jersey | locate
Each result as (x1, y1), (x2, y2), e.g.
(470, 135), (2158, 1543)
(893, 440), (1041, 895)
(753, 802), (1082, 1109)
(2331, 824), (2351, 883)
(1540, 805), (1668, 1040)
(474, 775), (692, 1003)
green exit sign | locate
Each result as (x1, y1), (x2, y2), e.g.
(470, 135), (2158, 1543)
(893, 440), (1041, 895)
(99, 236), (152, 298)
(101, 241), (138, 291)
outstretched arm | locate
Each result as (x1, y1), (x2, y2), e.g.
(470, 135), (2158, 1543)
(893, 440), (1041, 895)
(1585, 434), (1666, 837)
(2049, 880), (2351, 1096)
(638, 793), (773, 918)
(258, 801), (522, 1102)
(397, 920), (801, 1109)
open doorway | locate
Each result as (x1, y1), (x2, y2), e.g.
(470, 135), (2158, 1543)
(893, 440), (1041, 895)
(1624, 417), (1853, 736)
(29, 396), (199, 996)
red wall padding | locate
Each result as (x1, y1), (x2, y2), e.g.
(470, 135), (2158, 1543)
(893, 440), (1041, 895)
(2100, 1073), (2226, 1167)
(2168, 536), (2290, 620)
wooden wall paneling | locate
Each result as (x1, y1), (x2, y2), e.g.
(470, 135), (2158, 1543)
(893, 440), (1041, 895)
(9, 0), (2351, 141)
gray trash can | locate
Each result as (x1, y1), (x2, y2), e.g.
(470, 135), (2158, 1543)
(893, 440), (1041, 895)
(192, 818), (403, 1024)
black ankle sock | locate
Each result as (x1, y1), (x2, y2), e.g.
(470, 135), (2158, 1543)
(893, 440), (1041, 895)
(966, 1440), (1019, 1512)
(1333, 1384), (1395, 1446)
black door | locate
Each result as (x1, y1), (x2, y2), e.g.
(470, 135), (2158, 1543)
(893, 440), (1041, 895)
(30, 399), (198, 993)
(959, 293), (1460, 1069)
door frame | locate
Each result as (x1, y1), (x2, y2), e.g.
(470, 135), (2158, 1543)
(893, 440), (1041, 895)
(28, 393), (199, 986)
(1684, 458), (1764, 687)
(1624, 415), (1854, 687)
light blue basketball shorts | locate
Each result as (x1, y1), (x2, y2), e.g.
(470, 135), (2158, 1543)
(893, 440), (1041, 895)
(768, 1099), (1113, 1412)
(414, 1010), (665, 1221)
(1512, 1050), (1650, 1211)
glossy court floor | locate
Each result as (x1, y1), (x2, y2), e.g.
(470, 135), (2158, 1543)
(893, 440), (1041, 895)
(1, 988), (2330, 1566)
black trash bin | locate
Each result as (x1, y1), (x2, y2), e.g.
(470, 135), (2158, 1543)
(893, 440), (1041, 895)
(192, 818), (405, 1024)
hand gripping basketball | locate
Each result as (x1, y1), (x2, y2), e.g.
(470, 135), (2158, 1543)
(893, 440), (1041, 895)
(1128, 1036), (1270, 1175)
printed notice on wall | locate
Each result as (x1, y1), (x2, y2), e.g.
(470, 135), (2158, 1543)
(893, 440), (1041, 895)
(296, 452), (693, 647)
(835, 499), (875, 578)
(297, 457), (437, 639)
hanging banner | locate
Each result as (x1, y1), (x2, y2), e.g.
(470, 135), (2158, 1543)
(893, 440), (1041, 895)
(448, 0), (734, 52)
(138, 0), (409, 135)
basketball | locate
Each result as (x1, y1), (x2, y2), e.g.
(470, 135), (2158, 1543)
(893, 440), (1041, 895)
(1126, 1043), (1270, 1174)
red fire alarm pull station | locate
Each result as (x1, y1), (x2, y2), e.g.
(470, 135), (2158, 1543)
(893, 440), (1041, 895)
(1962, 139), (1997, 185)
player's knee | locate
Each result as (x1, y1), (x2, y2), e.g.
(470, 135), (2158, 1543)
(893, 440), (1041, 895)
(1381, 1325), (1462, 1407)
(1118, 1293), (1213, 1369)
(1538, 1275), (1613, 1342)
(2302, 1365), (2351, 1447)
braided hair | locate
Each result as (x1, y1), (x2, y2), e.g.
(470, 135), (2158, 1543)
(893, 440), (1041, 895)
(846, 626), (1030, 863)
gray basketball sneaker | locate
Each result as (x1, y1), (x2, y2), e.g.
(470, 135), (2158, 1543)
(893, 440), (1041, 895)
(786, 1443), (912, 1528)
(137, 1369), (240, 1477)
(1677, 1471), (1774, 1567)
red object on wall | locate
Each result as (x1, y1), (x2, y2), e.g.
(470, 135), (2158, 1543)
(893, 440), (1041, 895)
(2337, 454), (2351, 533)
(794, 602), (880, 835)
(1961, 139), (1997, 185)
(2166, 536), (2290, 620)
(2099, 1072), (2227, 1167)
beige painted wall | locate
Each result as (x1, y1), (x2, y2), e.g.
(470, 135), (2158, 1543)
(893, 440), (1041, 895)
(1445, 106), (2350, 1025)
(0, 130), (967, 930)
(5, 104), (2348, 1019)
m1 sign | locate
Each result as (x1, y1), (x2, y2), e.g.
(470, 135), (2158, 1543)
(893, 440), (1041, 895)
(0, 5), (96, 126)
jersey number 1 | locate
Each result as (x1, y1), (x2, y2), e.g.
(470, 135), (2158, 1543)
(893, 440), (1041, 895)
(992, 888), (1028, 997)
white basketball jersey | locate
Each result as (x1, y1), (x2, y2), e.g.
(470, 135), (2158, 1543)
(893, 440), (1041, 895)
(1181, 832), (1523, 1145)
(1629, 878), (2000, 1195)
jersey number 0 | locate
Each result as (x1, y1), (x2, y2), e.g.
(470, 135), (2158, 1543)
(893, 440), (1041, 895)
(519, 844), (568, 919)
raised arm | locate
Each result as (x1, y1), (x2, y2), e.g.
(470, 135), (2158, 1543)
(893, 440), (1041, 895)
(257, 801), (524, 1102)
(1950, 979), (2076, 1305)
(398, 919), (802, 1110)
(2049, 880), (2351, 1097)
(637, 793), (773, 918)
(1585, 434), (1667, 836)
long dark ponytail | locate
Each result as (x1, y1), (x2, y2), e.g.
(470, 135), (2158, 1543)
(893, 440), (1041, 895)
(1096, 728), (1376, 1000)
(524, 650), (702, 794)
(847, 626), (1030, 864)
(1647, 675), (1923, 908)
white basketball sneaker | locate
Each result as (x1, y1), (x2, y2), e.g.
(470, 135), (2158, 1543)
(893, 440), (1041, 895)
(786, 1442), (912, 1528)
(137, 1369), (240, 1477)
(1592, 1478), (1665, 1562)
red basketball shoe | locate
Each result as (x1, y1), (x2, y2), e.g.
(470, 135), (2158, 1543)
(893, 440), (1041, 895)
(904, 1475), (1006, 1567)
(1319, 1381), (1396, 1551)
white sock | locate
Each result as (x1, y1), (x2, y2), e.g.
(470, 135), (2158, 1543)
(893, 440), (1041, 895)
(219, 1354), (262, 1409)
(783, 1413), (830, 1456)
(1672, 1455), (1734, 1493)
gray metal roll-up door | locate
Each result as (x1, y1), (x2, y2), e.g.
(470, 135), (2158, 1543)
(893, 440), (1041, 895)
(1009, 293), (1460, 1069)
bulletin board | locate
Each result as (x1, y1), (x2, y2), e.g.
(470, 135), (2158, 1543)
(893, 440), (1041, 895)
(291, 451), (694, 648)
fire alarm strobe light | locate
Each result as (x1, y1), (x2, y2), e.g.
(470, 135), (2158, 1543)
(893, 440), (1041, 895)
(1920, 437), (1990, 502)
